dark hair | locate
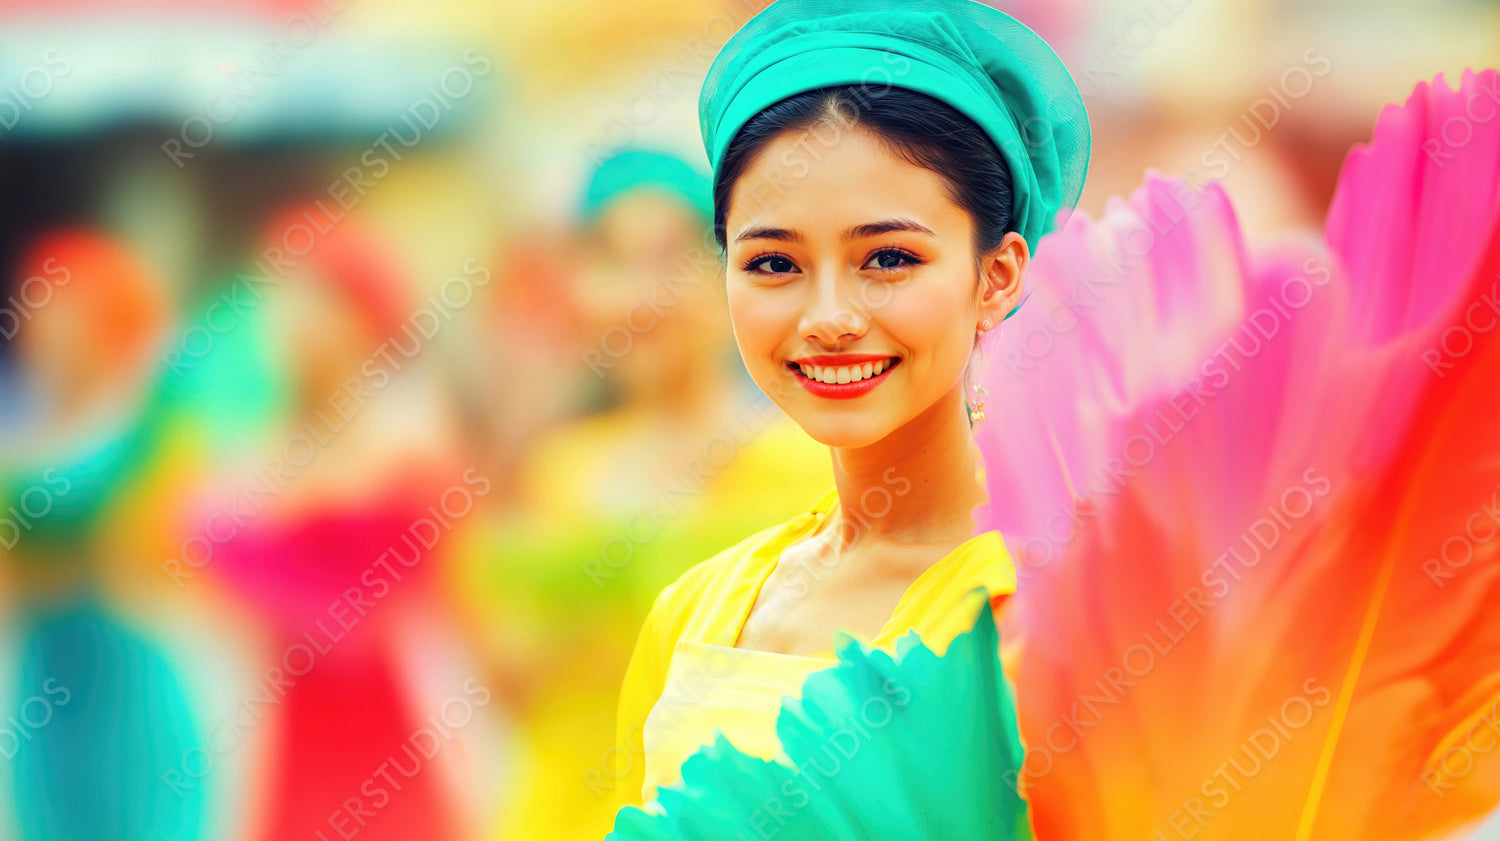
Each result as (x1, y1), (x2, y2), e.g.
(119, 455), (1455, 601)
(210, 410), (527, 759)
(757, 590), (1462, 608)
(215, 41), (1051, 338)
(712, 85), (1015, 256)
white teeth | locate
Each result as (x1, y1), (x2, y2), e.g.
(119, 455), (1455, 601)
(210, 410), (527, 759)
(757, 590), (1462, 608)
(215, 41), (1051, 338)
(799, 359), (897, 384)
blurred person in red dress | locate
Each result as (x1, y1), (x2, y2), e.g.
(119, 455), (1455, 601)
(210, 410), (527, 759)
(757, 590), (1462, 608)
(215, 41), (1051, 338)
(181, 204), (507, 841)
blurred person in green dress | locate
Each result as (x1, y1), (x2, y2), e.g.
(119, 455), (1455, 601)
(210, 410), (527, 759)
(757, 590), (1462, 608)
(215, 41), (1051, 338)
(0, 229), (212, 841)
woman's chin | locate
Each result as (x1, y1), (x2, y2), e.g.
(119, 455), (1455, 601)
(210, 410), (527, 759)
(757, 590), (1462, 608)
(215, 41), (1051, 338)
(792, 413), (895, 449)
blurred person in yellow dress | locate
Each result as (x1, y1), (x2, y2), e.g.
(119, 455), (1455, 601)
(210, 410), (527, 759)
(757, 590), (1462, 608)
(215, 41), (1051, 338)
(447, 148), (833, 840)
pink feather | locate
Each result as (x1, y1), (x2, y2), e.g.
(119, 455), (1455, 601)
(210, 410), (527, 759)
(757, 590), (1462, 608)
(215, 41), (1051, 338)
(977, 69), (1500, 840)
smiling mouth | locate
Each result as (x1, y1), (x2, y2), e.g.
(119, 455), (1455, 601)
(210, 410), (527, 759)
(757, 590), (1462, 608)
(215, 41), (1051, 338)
(785, 357), (901, 384)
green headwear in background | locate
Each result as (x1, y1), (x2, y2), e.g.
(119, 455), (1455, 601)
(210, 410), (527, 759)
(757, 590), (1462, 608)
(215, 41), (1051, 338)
(580, 149), (714, 225)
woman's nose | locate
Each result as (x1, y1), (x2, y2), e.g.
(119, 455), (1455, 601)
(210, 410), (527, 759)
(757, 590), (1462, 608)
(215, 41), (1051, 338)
(798, 267), (868, 347)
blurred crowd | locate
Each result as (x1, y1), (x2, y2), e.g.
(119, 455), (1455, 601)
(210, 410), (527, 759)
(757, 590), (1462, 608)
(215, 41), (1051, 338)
(0, 0), (1493, 839)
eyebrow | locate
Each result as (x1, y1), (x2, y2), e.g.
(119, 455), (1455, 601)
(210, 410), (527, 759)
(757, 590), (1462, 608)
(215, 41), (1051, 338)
(733, 217), (936, 244)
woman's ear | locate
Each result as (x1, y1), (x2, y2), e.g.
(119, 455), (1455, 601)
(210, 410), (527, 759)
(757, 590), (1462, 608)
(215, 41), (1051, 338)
(977, 231), (1030, 328)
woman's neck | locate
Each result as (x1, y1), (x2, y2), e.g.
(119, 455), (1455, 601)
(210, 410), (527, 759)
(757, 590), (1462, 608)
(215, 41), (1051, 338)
(826, 383), (985, 550)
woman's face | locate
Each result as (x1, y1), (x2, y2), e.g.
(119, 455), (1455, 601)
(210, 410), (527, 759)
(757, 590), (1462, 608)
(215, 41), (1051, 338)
(723, 125), (1019, 448)
(576, 192), (726, 395)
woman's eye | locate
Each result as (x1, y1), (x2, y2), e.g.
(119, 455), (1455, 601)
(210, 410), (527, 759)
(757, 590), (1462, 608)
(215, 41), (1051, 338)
(865, 249), (917, 271)
(747, 254), (798, 274)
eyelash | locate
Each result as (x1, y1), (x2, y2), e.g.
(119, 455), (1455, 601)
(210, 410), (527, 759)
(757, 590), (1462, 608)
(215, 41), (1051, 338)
(865, 247), (923, 272)
(738, 247), (925, 275)
(740, 251), (796, 274)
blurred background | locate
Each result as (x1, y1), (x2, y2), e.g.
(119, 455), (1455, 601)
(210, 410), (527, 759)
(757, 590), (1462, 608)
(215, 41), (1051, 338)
(0, 0), (1493, 839)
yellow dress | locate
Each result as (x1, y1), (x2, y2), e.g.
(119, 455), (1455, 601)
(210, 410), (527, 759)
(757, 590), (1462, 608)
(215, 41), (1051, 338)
(453, 406), (836, 841)
(611, 485), (1017, 813)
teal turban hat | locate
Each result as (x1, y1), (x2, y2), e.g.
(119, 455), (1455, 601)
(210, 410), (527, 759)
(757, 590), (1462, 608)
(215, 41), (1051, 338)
(698, 0), (1091, 251)
(580, 149), (714, 225)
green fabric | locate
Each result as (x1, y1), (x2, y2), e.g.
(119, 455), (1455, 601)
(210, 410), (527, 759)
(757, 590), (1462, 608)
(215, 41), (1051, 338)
(162, 271), (293, 454)
(698, 0), (1091, 254)
(12, 604), (208, 841)
(606, 591), (1031, 840)
(0, 373), (173, 558)
(581, 149), (714, 224)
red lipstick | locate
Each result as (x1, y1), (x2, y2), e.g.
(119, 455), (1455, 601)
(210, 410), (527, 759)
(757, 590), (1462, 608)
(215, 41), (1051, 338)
(785, 356), (901, 400)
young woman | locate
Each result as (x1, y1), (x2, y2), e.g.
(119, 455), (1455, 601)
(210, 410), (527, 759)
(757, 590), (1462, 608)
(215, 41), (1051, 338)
(610, 0), (1090, 814)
